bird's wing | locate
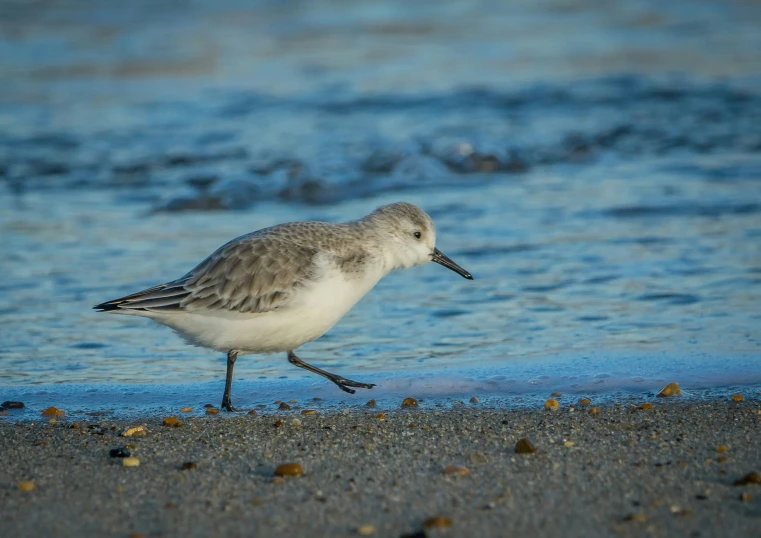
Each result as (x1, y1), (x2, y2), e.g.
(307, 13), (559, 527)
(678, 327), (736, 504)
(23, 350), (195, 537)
(94, 232), (318, 315)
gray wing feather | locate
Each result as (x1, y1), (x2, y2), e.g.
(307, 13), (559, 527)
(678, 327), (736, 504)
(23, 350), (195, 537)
(94, 231), (318, 315)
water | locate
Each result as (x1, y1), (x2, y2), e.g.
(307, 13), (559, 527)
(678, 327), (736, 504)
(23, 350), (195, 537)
(2, 0), (761, 415)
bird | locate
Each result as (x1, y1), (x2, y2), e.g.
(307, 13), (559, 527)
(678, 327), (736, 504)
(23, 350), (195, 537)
(94, 202), (473, 411)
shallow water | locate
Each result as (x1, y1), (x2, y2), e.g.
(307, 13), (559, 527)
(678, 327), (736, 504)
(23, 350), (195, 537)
(1, 0), (761, 413)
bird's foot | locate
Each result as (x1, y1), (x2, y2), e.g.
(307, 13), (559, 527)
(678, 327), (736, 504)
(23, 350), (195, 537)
(332, 378), (376, 394)
(221, 398), (242, 412)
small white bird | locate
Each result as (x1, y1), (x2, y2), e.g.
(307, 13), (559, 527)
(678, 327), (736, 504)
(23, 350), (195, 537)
(95, 202), (473, 411)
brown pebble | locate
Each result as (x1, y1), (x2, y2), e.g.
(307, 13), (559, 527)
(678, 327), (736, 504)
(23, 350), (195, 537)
(717, 445), (728, 453)
(578, 398), (591, 406)
(129, 534), (147, 538)
(657, 382), (682, 397)
(544, 399), (559, 411)
(423, 516), (452, 529)
(288, 399), (297, 404)
(551, 392), (561, 397)
(401, 397), (418, 408)
(181, 462), (197, 471)
(515, 438), (536, 454)
(162, 416), (183, 427)
(71, 422), (80, 429)
(205, 408), (219, 415)
(270, 477), (284, 484)
(301, 409), (316, 415)
(41, 407), (65, 418)
(121, 425), (146, 437)
(165, 502), (176, 509)
(247, 409), (257, 416)
(376, 413), (386, 421)
(122, 457), (140, 467)
(588, 407), (600, 415)
(717, 456), (729, 463)
(274, 463), (304, 477)
(180, 407), (192, 413)
(469, 397), (479, 404)
(273, 419), (284, 428)
(731, 394), (744, 403)
(279, 402), (291, 410)
(734, 472), (761, 486)
(740, 492), (751, 502)
(624, 514), (647, 522)
(641, 403), (653, 410)
(442, 466), (470, 476)
(18, 481), (35, 492)
(365, 399), (377, 408)
(357, 524), (375, 536)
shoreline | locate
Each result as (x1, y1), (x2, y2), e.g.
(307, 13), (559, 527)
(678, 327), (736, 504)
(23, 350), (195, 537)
(1, 399), (760, 537)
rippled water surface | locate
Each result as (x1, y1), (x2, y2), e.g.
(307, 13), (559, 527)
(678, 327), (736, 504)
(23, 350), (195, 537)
(2, 0), (760, 412)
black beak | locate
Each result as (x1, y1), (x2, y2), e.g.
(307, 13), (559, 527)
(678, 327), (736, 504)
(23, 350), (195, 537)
(431, 248), (473, 280)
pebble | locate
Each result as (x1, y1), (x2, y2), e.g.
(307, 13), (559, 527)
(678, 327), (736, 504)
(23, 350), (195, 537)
(442, 466), (470, 476)
(248, 410), (257, 416)
(365, 400), (377, 408)
(357, 524), (375, 536)
(376, 413), (386, 421)
(641, 403), (653, 410)
(716, 445), (728, 453)
(515, 439), (536, 454)
(41, 407), (65, 418)
(279, 402), (291, 410)
(731, 394), (744, 403)
(18, 481), (35, 492)
(624, 514), (647, 522)
(423, 516), (452, 529)
(121, 425), (146, 437)
(162, 416), (183, 427)
(122, 457), (140, 467)
(734, 472), (761, 486)
(469, 397), (479, 404)
(401, 398), (418, 408)
(181, 462), (197, 471)
(544, 399), (560, 411)
(740, 492), (751, 502)
(2, 401), (25, 409)
(657, 382), (682, 397)
(298, 409), (316, 416)
(180, 407), (193, 413)
(588, 407), (601, 415)
(109, 448), (131, 458)
(551, 392), (562, 397)
(578, 398), (591, 406)
(274, 463), (304, 477)
(206, 408), (219, 415)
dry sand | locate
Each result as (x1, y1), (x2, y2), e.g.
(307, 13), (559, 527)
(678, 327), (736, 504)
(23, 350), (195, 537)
(1, 399), (760, 537)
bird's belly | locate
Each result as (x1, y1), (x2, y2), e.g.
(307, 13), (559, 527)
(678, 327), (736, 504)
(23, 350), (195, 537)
(152, 269), (382, 354)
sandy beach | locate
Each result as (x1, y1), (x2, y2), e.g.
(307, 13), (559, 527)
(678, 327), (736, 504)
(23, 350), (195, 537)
(1, 399), (759, 537)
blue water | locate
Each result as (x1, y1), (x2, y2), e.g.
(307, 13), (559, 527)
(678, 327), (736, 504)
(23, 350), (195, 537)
(2, 0), (761, 415)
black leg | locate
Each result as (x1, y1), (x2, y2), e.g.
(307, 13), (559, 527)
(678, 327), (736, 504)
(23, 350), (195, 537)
(287, 350), (375, 394)
(222, 350), (240, 412)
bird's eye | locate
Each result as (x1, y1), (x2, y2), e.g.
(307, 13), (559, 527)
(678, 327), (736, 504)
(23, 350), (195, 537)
(413, 231), (422, 239)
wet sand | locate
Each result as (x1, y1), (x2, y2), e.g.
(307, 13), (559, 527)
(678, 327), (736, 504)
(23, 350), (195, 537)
(1, 399), (760, 537)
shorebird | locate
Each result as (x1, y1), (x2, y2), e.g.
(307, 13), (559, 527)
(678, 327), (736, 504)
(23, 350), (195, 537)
(94, 202), (473, 411)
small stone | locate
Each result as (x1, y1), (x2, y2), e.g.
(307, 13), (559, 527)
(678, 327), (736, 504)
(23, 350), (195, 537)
(247, 410), (257, 416)
(301, 409), (317, 415)
(731, 394), (744, 403)
(162, 416), (183, 427)
(357, 524), (375, 536)
(121, 425), (146, 437)
(2, 401), (25, 409)
(469, 397), (479, 404)
(564, 441), (574, 447)
(180, 407), (193, 413)
(401, 398), (418, 408)
(274, 463), (304, 477)
(376, 413), (386, 421)
(423, 516), (452, 529)
(129, 534), (146, 538)
(442, 466), (470, 476)
(641, 403), (653, 410)
(717, 445), (728, 453)
(657, 382), (682, 398)
(181, 462), (197, 471)
(122, 457), (140, 467)
(273, 419), (284, 428)
(578, 398), (591, 406)
(110, 448), (131, 458)
(41, 407), (65, 418)
(740, 492), (751, 502)
(551, 392), (562, 397)
(717, 456), (729, 463)
(734, 472), (761, 486)
(203, 403), (214, 408)
(365, 400), (377, 408)
(18, 481), (35, 492)
(279, 402), (291, 410)
(71, 423), (80, 429)
(544, 399), (559, 411)
(588, 407), (600, 415)
(515, 438), (536, 454)
(206, 407), (219, 415)
(270, 477), (284, 484)
(624, 514), (647, 522)
(288, 399), (297, 404)
(48, 419), (58, 426)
